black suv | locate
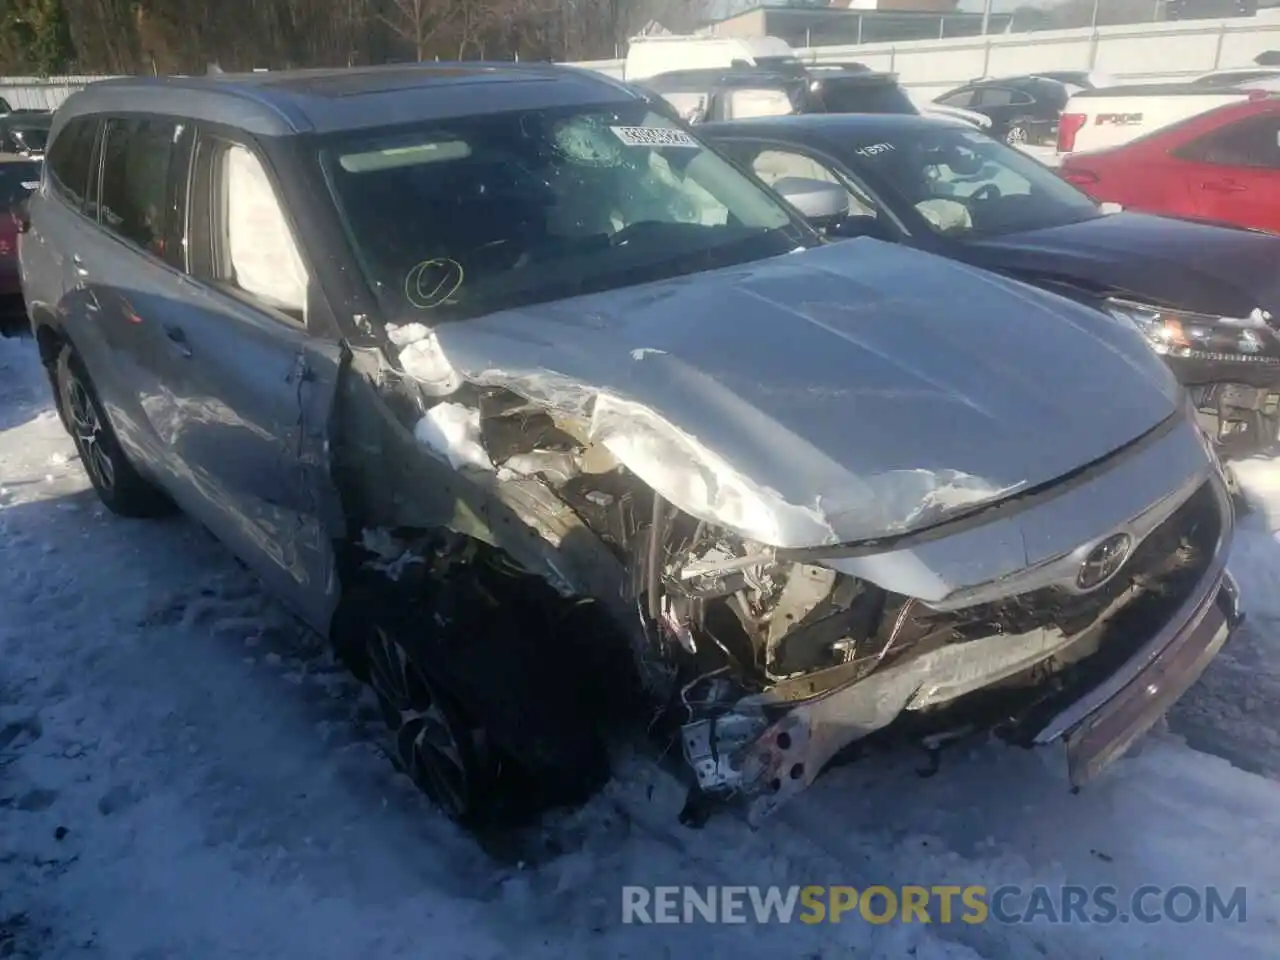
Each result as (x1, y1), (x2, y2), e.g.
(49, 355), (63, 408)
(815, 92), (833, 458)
(636, 61), (917, 123)
(933, 75), (1071, 146)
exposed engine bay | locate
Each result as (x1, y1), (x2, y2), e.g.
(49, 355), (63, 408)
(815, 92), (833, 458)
(329, 310), (1228, 825)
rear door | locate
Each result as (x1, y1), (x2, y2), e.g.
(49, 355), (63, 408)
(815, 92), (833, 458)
(137, 128), (343, 631)
(83, 115), (197, 476)
(1172, 112), (1280, 232)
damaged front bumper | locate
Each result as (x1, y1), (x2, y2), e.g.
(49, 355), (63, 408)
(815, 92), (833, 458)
(682, 471), (1241, 826)
(1035, 563), (1241, 788)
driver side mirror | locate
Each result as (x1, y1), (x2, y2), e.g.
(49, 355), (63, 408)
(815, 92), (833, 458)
(773, 176), (849, 231)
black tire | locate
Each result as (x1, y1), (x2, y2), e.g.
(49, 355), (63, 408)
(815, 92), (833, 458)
(363, 618), (496, 827)
(54, 346), (175, 518)
(349, 550), (613, 827)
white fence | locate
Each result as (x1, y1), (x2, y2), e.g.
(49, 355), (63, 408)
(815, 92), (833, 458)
(7, 12), (1280, 111)
(574, 13), (1280, 97)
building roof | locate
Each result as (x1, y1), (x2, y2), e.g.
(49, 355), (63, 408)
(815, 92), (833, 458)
(52, 63), (639, 138)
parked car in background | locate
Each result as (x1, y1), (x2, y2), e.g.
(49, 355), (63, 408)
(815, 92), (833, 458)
(933, 75), (1074, 145)
(623, 33), (799, 83)
(1032, 70), (1114, 91)
(1059, 95), (1280, 235)
(635, 61), (918, 123)
(22, 65), (1242, 830)
(0, 152), (40, 327)
(702, 112), (1280, 460)
(1190, 67), (1280, 86)
(0, 110), (52, 159)
(1056, 82), (1275, 155)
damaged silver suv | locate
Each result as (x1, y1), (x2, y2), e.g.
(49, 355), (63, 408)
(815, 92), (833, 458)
(21, 63), (1242, 828)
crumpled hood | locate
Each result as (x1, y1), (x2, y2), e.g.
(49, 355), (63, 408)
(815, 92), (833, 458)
(964, 212), (1280, 319)
(420, 239), (1181, 546)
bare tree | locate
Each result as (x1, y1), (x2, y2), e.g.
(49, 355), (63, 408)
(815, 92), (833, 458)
(381, 0), (447, 60)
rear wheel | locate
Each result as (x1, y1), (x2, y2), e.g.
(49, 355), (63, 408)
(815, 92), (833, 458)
(55, 347), (174, 518)
(1004, 120), (1032, 146)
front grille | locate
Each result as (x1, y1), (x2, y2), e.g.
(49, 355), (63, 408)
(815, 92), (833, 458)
(907, 479), (1221, 649)
(909, 479), (1225, 742)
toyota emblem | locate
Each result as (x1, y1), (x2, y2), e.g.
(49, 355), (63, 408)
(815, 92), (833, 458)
(1076, 533), (1134, 591)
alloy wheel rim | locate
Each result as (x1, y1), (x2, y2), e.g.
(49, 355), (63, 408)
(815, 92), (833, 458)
(366, 625), (473, 819)
(1006, 126), (1028, 144)
(66, 376), (115, 492)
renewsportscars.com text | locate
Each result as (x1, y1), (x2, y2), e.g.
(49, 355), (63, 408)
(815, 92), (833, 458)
(621, 885), (1247, 926)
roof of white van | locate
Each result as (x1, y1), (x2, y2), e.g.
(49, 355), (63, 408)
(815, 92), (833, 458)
(627, 34), (794, 57)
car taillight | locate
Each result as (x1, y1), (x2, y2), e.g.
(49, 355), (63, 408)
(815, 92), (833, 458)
(1061, 168), (1098, 187)
(1057, 112), (1087, 152)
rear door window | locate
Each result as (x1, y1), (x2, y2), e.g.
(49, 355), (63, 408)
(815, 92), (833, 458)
(98, 117), (185, 260)
(1177, 115), (1280, 169)
(45, 117), (99, 212)
(937, 87), (976, 109)
(973, 87), (1017, 107)
(723, 88), (796, 119)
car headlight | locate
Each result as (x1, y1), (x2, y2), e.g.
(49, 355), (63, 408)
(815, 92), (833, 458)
(1102, 297), (1225, 357)
(589, 394), (835, 548)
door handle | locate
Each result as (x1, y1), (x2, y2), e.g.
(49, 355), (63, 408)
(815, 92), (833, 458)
(164, 324), (193, 358)
(1202, 180), (1246, 193)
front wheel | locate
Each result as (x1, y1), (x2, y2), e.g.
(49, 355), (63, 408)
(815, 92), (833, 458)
(364, 622), (495, 825)
(55, 346), (174, 518)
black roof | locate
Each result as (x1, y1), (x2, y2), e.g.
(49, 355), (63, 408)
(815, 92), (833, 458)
(56, 62), (638, 138)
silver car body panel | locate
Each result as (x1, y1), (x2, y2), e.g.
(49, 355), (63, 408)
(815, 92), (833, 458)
(411, 239), (1182, 552)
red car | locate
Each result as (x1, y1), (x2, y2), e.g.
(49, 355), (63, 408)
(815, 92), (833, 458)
(1060, 97), (1280, 234)
(0, 154), (39, 316)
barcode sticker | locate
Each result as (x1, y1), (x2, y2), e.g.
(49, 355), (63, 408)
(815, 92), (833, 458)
(610, 126), (700, 148)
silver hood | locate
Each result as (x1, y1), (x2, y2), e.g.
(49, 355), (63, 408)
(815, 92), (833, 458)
(419, 239), (1182, 546)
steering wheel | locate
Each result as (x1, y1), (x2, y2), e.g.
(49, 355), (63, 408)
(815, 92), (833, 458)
(609, 220), (670, 247)
(970, 183), (1002, 203)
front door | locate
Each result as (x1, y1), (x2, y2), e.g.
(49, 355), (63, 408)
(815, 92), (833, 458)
(172, 131), (345, 632)
(1175, 112), (1280, 233)
(101, 122), (342, 632)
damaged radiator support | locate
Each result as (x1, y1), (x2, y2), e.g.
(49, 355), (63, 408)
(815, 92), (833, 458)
(354, 326), (1227, 824)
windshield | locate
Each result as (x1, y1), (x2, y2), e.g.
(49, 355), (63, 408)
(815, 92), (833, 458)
(842, 125), (1101, 239)
(320, 102), (806, 321)
(5, 126), (48, 154)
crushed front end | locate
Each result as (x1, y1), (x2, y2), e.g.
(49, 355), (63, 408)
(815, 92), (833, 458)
(661, 414), (1239, 824)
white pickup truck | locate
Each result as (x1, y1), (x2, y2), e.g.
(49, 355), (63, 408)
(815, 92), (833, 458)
(1057, 78), (1279, 156)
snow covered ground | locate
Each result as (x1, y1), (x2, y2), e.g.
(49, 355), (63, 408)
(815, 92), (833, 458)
(1, 331), (1278, 959)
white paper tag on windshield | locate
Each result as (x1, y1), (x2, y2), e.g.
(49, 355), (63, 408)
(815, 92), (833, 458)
(610, 126), (699, 148)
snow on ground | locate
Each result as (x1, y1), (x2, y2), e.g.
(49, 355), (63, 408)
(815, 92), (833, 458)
(1, 331), (1278, 959)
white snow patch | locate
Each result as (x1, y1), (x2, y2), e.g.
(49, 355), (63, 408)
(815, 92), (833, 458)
(386, 322), (463, 397)
(630, 347), (667, 360)
(412, 402), (494, 472)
